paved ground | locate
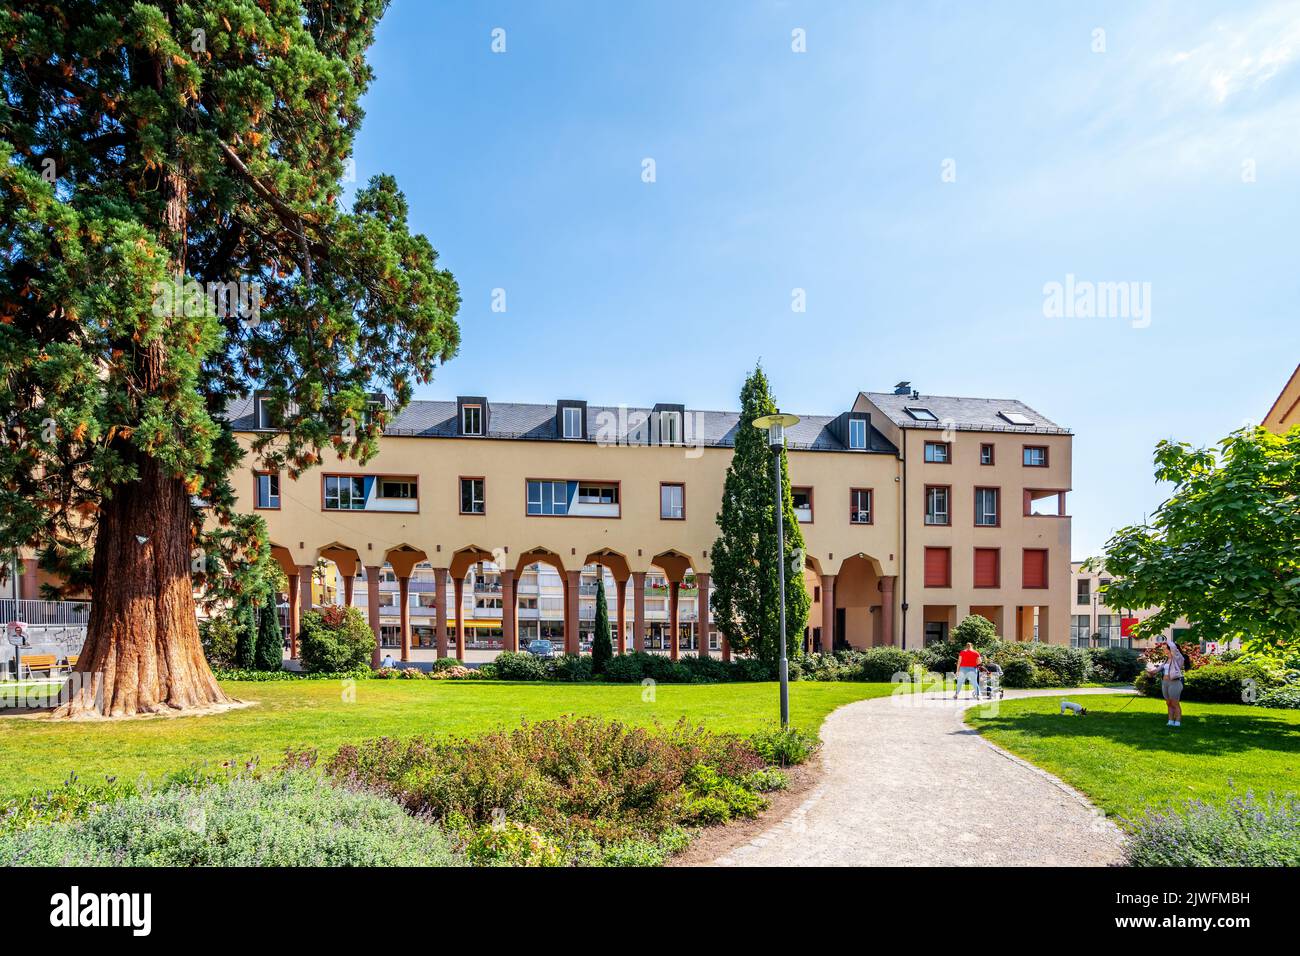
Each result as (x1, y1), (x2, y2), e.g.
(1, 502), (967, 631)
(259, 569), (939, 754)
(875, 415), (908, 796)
(711, 687), (1130, 867)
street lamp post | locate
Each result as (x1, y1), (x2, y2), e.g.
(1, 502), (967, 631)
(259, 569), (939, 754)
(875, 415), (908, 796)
(753, 411), (800, 728)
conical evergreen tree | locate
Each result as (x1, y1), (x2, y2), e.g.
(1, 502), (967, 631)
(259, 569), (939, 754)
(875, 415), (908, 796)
(234, 597), (257, 670)
(254, 590), (284, 671)
(591, 576), (613, 674)
(710, 364), (811, 667)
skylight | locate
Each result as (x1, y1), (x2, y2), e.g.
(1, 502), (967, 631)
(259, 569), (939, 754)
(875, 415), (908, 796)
(905, 406), (938, 422)
(999, 411), (1034, 426)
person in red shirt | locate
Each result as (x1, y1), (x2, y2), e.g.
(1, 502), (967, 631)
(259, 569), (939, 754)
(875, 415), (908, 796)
(954, 644), (981, 699)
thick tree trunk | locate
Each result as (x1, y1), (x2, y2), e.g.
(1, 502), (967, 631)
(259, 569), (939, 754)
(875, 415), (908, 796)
(52, 457), (234, 718)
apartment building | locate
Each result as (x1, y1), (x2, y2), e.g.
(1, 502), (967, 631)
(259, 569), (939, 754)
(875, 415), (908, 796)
(1069, 561), (1191, 650)
(229, 381), (1073, 663)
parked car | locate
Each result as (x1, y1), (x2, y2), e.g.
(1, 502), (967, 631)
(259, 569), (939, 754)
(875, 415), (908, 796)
(526, 639), (554, 658)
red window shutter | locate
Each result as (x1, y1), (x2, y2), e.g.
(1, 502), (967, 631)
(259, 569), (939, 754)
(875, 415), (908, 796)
(1022, 549), (1048, 589)
(974, 548), (999, 588)
(924, 547), (950, 588)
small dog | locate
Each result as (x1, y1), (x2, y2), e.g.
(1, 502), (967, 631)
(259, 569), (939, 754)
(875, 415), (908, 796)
(1059, 700), (1088, 716)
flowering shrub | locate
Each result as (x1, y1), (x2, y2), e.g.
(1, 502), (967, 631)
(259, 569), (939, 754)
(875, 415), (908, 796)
(1124, 790), (1300, 866)
(429, 665), (479, 680)
(212, 665), (373, 682)
(399, 668), (425, 680)
(297, 606), (376, 673)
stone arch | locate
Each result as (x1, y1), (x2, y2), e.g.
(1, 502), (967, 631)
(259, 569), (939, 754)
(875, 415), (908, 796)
(835, 553), (883, 650)
(318, 542), (362, 606)
(649, 549), (698, 660)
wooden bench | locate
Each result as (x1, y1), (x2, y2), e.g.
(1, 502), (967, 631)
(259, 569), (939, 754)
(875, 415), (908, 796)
(17, 654), (58, 678)
(65, 655), (78, 669)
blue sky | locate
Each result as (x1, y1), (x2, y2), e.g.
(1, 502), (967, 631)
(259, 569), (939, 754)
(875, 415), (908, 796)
(351, 0), (1300, 558)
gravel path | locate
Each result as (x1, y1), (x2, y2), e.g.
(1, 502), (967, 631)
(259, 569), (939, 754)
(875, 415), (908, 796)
(711, 687), (1130, 867)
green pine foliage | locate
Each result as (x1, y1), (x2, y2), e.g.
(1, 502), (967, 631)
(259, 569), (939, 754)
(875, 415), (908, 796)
(591, 576), (613, 674)
(0, 1), (460, 611)
(234, 597), (257, 670)
(709, 364), (811, 667)
(254, 591), (284, 672)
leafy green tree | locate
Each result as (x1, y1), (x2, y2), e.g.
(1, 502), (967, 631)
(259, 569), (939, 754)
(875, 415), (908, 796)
(591, 576), (612, 674)
(710, 364), (810, 666)
(1096, 426), (1300, 658)
(0, 2), (459, 716)
(254, 590), (284, 672)
(952, 614), (998, 648)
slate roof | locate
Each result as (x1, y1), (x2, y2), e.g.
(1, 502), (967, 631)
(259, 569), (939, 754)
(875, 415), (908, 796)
(861, 392), (1070, 435)
(225, 395), (897, 452)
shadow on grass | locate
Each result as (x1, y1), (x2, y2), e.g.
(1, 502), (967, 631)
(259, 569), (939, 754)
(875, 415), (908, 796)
(968, 703), (1300, 758)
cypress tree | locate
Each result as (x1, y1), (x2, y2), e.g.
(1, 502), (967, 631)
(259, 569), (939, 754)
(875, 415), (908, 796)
(234, 597), (257, 670)
(254, 590), (284, 671)
(710, 364), (811, 667)
(591, 576), (613, 674)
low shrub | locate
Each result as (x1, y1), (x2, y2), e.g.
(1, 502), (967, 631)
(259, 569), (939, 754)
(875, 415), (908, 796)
(747, 725), (819, 767)
(212, 666), (372, 682)
(1124, 791), (1300, 866)
(400, 667), (425, 680)
(298, 606), (376, 674)
(0, 770), (457, 867)
(1256, 686), (1300, 709)
(853, 647), (918, 682)
(682, 764), (766, 824)
(550, 654), (594, 682)
(0, 776), (139, 837)
(998, 657), (1037, 689)
(1136, 662), (1283, 703)
(429, 658), (464, 672)
(1086, 646), (1143, 683)
(314, 716), (770, 863)
(493, 651), (550, 681)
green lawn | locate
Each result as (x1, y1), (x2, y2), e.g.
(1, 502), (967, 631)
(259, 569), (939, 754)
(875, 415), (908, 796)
(966, 695), (1300, 822)
(0, 679), (898, 797)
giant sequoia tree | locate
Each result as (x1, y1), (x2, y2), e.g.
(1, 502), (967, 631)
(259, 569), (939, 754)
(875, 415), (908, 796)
(710, 365), (810, 666)
(0, 1), (460, 716)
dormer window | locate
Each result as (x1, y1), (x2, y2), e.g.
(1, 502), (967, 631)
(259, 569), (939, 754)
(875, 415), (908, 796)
(255, 393), (277, 430)
(462, 403), (483, 436)
(660, 411), (679, 444)
(562, 406), (582, 439)
(905, 406), (938, 422)
(848, 417), (867, 449)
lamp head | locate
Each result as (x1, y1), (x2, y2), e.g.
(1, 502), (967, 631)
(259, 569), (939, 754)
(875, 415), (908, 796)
(752, 412), (801, 450)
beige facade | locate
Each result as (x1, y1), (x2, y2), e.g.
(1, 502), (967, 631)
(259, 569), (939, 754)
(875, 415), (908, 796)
(1264, 364), (1300, 434)
(231, 386), (1074, 662)
(1069, 561), (1191, 650)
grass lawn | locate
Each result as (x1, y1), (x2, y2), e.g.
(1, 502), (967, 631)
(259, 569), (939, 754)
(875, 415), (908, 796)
(0, 679), (899, 798)
(966, 695), (1300, 823)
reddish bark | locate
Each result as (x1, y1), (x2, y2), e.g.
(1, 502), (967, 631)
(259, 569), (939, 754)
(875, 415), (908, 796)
(53, 457), (233, 718)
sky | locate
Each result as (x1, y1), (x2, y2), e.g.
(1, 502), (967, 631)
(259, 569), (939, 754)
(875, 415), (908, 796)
(348, 0), (1300, 559)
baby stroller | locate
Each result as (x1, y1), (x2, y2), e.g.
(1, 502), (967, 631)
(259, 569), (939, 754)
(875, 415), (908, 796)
(978, 663), (1004, 699)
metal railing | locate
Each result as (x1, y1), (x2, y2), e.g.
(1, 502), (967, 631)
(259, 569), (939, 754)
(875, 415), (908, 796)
(0, 599), (91, 627)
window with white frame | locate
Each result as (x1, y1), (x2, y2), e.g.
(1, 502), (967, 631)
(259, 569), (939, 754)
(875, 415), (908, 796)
(1023, 445), (1048, 467)
(974, 487), (999, 526)
(562, 406), (582, 439)
(255, 472), (280, 509)
(792, 487), (813, 522)
(527, 480), (570, 515)
(660, 483), (685, 519)
(924, 441), (950, 463)
(460, 477), (484, 514)
(850, 488), (872, 524)
(577, 483), (618, 504)
(461, 403), (483, 436)
(659, 410), (680, 444)
(924, 485), (949, 525)
(323, 475), (366, 510)
(848, 418), (867, 449)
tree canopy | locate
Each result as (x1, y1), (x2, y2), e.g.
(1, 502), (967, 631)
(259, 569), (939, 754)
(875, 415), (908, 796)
(0, 0), (459, 715)
(1096, 426), (1300, 657)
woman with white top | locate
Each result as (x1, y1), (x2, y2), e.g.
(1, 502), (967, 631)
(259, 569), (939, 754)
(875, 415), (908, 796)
(1160, 635), (1189, 727)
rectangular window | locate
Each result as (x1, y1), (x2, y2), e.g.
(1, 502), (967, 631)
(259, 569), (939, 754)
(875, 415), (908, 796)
(924, 485), (950, 525)
(1071, 615), (1092, 645)
(848, 418), (867, 449)
(974, 548), (1000, 588)
(792, 487), (813, 523)
(460, 477), (485, 515)
(255, 396), (278, 430)
(980, 443), (994, 465)
(462, 403), (483, 436)
(924, 547), (951, 588)
(924, 441), (950, 463)
(577, 484), (618, 505)
(323, 475), (366, 510)
(660, 483), (685, 520)
(924, 621), (948, 645)
(906, 406), (938, 422)
(1022, 548), (1049, 589)
(850, 488), (872, 524)
(974, 487), (999, 526)
(562, 406), (582, 439)
(659, 411), (680, 444)
(1023, 445), (1048, 467)
(526, 480), (571, 516)
(378, 479), (416, 499)
(1076, 578), (1091, 605)
(255, 472), (280, 509)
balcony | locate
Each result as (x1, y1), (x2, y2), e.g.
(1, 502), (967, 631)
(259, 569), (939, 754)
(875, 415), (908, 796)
(1, 599), (91, 627)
